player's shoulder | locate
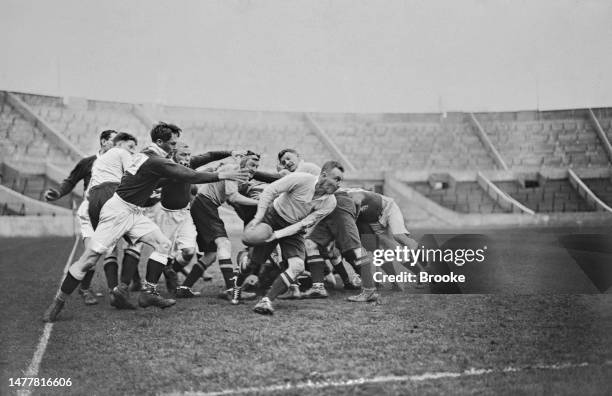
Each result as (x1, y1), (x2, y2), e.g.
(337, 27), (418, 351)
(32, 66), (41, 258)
(296, 162), (321, 176)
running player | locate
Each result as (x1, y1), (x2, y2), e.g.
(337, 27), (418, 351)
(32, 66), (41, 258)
(43, 122), (249, 322)
(44, 129), (117, 305)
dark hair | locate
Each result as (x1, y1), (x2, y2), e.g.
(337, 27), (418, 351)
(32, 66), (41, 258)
(277, 148), (299, 161)
(112, 132), (137, 145)
(240, 154), (260, 168)
(321, 160), (344, 174)
(99, 130), (117, 142)
(150, 122), (181, 143)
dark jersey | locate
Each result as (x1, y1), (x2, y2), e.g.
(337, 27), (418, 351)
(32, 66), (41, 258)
(160, 151), (232, 210)
(115, 146), (220, 207)
(349, 190), (384, 223)
(57, 154), (97, 197)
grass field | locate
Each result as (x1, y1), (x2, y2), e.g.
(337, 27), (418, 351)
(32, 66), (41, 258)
(1, 227), (611, 395)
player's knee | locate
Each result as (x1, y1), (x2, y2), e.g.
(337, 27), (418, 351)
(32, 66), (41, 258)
(286, 257), (305, 279)
(305, 239), (320, 256)
(181, 247), (195, 262)
(216, 238), (232, 260)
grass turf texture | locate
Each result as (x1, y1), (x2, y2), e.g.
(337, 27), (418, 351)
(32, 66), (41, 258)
(1, 229), (612, 395)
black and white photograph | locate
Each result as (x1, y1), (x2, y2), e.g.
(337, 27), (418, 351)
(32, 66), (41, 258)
(1, 0), (611, 395)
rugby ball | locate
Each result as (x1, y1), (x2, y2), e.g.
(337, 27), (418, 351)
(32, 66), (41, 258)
(242, 223), (274, 246)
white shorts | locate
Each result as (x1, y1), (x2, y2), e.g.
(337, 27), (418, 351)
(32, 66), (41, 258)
(89, 194), (160, 254)
(379, 197), (409, 235)
(77, 199), (94, 239)
(148, 203), (197, 255)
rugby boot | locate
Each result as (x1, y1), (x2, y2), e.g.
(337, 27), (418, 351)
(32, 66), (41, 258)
(217, 288), (256, 301)
(347, 288), (379, 303)
(253, 297), (274, 315)
(110, 283), (136, 310)
(138, 282), (176, 309)
(176, 286), (202, 298)
(230, 285), (242, 305)
(278, 284), (302, 300)
(78, 287), (99, 305)
(162, 266), (179, 295)
(42, 297), (65, 322)
(301, 283), (328, 299)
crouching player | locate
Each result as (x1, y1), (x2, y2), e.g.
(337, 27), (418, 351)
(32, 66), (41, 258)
(174, 152), (261, 299)
(231, 161), (344, 315)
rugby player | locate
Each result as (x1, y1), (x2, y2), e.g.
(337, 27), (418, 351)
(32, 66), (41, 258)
(176, 153), (261, 299)
(44, 129), (117, 305)
(86, 132), (142, 308)
(43, 122), (249, 322)
(232, 161), (344, 315)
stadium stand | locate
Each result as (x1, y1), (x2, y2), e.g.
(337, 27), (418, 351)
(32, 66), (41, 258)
(408, 181), (509, 214)
(476, 111), (611, 169)
(581, 178), (612, 207)
(16, 92), (149, 155)
(312, 113), (497, 171)
(494, 179), (594, 213)
(0, 163), (77, 210)
(0, 97), (70, 165)
(151, 106), (336, 169)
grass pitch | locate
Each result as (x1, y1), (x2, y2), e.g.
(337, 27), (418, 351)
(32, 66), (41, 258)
(1, 229), (611, 395)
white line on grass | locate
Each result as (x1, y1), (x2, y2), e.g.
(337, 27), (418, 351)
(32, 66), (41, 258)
(17, 235), (80, 396)
(172, 360), (612, 396)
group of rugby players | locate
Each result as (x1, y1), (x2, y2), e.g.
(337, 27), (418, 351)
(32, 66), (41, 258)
(43, 122), (424, 321)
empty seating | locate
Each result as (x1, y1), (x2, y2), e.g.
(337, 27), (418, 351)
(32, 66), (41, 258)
(582, 178), (612, 207)
(495, 179), (593, 212)
(408, 181), (508, 214)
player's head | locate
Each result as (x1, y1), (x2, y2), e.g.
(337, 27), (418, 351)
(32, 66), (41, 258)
(173, 143), (191, 166)
(239, 153), (260, 179)
(317, 160), (344, 194)
(150, 122), (181, 155)
(112, 132), (138, 154)
(278, 148), (300, 172)
(99, 130), (117, 153)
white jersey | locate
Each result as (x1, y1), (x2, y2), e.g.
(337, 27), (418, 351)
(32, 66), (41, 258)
(87, 147), (133, 193)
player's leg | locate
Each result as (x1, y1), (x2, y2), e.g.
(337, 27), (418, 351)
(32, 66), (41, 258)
(231, 240), (276, 305)
(253, 233), (306, 315)
(134, 222), (176, 309)
(43, 199), (130, 321)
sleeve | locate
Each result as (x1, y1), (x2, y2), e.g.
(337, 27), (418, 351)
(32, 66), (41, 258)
(57, 158), (89, 197)
(252, 170), (282, 183)
(273, 197), (337, 239)
(119, 150), (133, 171)
(253, 174), (300, 221)
(190, 150), (232, 169)
(150, 158), (220, 184)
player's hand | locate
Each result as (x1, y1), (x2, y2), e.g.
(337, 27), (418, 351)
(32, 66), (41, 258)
(44, 188), (60, 201)
(219, 169), (250, 183)
(149, 189), (161, 200)
(231, 150), (248, 158)
(264, 232), (277, 243)
(246, 219), (260, 230)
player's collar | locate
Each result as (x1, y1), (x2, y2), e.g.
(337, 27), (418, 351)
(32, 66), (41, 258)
(146, 144), (171, 158)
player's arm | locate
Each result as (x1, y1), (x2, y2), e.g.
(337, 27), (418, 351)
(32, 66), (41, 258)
(252, 170), (282, 183)
(45, 158), (89, 201)
(153, 159), (249, 184)
(249, 174), (300, 226)
(269, 197), (337, 240)
(190, 150), (232, 169)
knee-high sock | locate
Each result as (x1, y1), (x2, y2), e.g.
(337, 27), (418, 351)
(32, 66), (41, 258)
(307, 254), (325, 284)
(145, 256), (166, 284)
(182, 262), (204, 288)
(59, 272), (81, 296)
(356, 255), (375, 289)
(80, 270), (95, 290)
(332, 257), (351, 285)
(120, 248), (140, 286)
(266, 271), (293, 301)
(103, 256), (119, 289)
(218, 258), (235, 289)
